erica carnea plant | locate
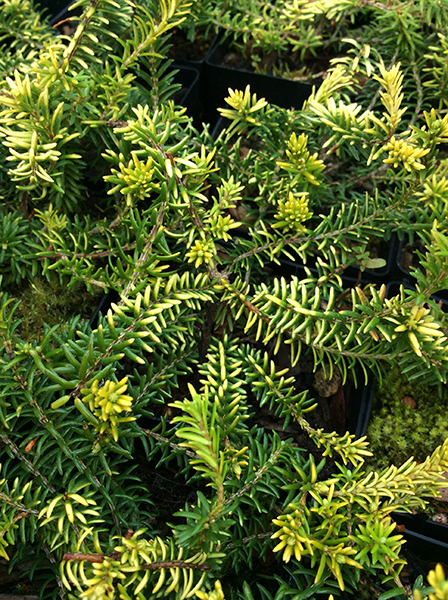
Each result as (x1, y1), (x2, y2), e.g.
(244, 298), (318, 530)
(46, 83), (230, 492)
(1, 1), (448, 599)
(194, 0), (448, 84)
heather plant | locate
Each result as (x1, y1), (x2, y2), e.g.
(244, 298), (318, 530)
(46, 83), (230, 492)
(2, 1), (448, 599)
(413, 564), (448, 600)
(195, 0), (448, 85)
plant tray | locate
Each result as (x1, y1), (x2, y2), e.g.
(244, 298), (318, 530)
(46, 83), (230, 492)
(204, 33), (315, 127)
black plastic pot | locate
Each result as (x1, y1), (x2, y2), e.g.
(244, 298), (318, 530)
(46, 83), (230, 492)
(167, 30), (220, 127)
(391, 513), (448, 563)
(204, 33), (316, 127)
(350, 370), (376, 440)
(170, 63), (201, 122)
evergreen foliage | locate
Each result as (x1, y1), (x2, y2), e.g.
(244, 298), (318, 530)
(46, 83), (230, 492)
(195, 0), (448, 88)
(1, 1), (448, 599)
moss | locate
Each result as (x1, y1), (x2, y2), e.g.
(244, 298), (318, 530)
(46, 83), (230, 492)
(12, 275), (103, 342)
(366, 367), (448, 470)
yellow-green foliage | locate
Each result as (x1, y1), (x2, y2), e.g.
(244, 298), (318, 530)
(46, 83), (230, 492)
(2, 1), (448, 599)
(414, 564), (448, 600)
(194, 0), (448, 84)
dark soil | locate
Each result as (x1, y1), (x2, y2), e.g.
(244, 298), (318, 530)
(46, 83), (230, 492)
(399, 238), (427, 274)
(168, 26), (214, 62)
(211, 38), (339, 82)
(363, 235), (391, 262)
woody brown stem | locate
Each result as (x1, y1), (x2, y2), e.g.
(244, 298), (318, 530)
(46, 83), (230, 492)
(62, 552), (211, 571)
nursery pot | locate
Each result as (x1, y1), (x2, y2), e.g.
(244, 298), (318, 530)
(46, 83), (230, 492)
(170, 63), (201, 122)
(204, 33), (315, 127)
(167, 30), (219, 126)
(391, 513), (448, 563)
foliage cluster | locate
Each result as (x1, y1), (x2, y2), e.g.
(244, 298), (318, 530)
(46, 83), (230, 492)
(1, 1), (448, 600)
(194, 0), (448, 86)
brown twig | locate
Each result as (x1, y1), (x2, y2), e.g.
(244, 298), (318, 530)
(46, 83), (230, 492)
(52, 17), (76, 28)
(60, 0), (100, 68)
(0, 433), (55, 493)
(140, 428), (200, 459)
(62, 551), (211, 571)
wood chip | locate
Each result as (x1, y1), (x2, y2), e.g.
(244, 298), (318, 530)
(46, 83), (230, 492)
(402, 396), (416, 409)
